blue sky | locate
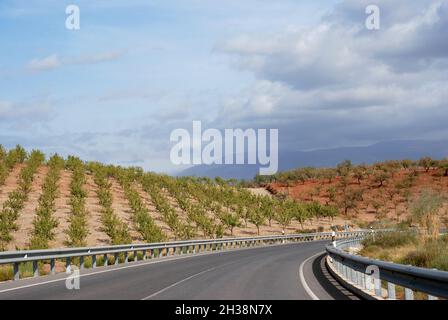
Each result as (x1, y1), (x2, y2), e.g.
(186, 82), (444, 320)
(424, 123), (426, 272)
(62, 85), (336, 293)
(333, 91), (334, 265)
(1, 0), (447, 173)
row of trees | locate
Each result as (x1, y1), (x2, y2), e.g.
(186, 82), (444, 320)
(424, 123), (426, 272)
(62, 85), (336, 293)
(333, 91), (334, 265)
(64, 156), (89, 247)
(112, 167), (166, 243)
(169, 177), (338, 236)
(164, 178), (225, 238)
(88, 163), (131, 245)
(29, 154), (65, 249)
(0, 150), (45, 250)
(140, 173), (194, 240)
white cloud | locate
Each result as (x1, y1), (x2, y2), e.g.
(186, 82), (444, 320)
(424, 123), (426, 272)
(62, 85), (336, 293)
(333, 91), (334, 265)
(27, 54), (61, 72)
(26, 51), (125, 73)
(213, 0), (448, 149)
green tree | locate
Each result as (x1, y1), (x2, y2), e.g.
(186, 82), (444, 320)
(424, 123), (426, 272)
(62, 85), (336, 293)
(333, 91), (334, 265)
(353, 165), (368, 185)
(418, 157), (435, 172)
(219, 212), (241, 236)
(276, 200), (296, 233)
(373, 169), (390, 187)
(249, 207), (266, 235)
(338, 188), (363, 216)
(438, 159), (448, 177)
(336, 160), (352, 177)
(260, 196), (276, 227)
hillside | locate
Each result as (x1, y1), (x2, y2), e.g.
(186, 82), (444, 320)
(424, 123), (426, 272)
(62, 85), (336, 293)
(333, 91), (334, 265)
(0, 145), (348, 252)
(2, 145), (447, 252)
(263, 159), (448, 228)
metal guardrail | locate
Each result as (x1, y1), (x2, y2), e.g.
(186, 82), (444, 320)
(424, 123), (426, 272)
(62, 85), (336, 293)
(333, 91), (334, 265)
(0, 231), (367, 281)
(326, 236), (448, 300)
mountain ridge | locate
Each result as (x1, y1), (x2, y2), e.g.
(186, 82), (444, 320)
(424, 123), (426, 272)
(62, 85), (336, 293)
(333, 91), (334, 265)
(178, 140), (448, 179)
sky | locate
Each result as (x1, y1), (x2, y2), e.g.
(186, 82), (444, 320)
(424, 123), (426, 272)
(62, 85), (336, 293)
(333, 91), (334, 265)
(1, 0), (447, 173)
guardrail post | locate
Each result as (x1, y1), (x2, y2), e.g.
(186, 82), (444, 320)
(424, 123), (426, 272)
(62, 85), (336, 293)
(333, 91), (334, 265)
(360, 271), (366, 289)
(92, 255), (97, 268)
(387, 282), (396, 300)
(334, 260), (339, 274)
(50, 258), (56, 275)
(114, 253), (119, 265)
(13, 263), (20, 281)
(65, 258), (71, 274)
(343, 265), (348, 280)
(365, 272), (372, 291)
(356, 271), (362, 287)
(374, 281), (382, 298)
(143, 250), (147, 260)
(404, 288), (414, 300)
(134, 251), (138, 261)
(80, 256), (85, 270)
(125, 252), (129, 263)
(33, 260), (39, 277)
(104, 254), (108, 267)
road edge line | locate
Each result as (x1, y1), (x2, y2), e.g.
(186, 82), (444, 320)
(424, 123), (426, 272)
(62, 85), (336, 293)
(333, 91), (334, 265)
(299, 251), (324, 300)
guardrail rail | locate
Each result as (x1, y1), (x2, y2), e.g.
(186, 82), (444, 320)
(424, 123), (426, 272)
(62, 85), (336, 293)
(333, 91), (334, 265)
(326, 236), (448, 300)
(0, 230), (367, 282)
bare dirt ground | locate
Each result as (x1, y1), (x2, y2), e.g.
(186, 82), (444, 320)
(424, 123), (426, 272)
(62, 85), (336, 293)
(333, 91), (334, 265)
(50, 169), (73, 248)
(269, 169), (448, 226)
(84, 173), (110, 247)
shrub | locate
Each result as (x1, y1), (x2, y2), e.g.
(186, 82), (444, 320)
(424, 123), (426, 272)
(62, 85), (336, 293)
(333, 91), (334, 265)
(362, 231), (417, 249)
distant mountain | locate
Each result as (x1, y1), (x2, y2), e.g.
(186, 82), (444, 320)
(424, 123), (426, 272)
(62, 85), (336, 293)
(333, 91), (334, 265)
(177, 140), (448, 180)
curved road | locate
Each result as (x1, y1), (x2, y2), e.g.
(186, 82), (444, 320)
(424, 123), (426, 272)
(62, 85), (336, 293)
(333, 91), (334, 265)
(0, 241), (357, 300)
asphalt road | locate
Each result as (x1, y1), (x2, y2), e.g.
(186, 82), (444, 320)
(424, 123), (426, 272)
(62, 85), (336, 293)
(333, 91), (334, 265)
(0, 241), (357, 300)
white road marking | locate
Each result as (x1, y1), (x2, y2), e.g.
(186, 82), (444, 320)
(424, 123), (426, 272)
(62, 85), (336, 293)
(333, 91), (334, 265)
(0, 242), (304, 294)
(141, 267), (217, 300)
(0, 255), (183, 294)
(299, 251), (324, 300)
